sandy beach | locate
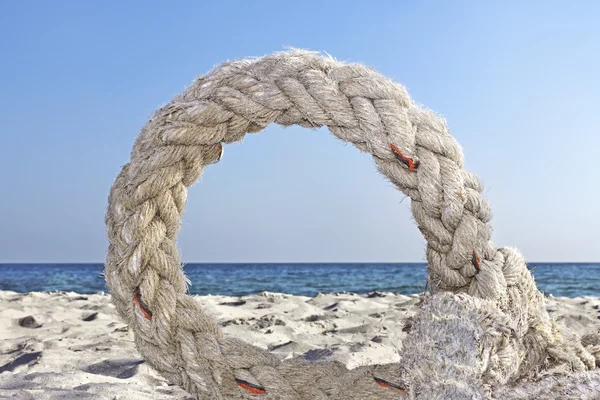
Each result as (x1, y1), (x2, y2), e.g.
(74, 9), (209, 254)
(0, 290), (599, 399)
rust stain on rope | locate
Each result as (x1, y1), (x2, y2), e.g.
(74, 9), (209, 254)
(235, 378), (266, 395)
(374, 377), (406, 391)
(133, 287), (153, 320)
(390, 143), (418, 171)
(472, 251), (481, 272)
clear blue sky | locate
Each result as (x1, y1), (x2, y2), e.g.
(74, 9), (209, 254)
(1, 1), (598, 263)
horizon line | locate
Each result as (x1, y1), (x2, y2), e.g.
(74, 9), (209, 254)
(1, 261), (599, 265)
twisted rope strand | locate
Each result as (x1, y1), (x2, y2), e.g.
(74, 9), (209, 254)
(105, 50), (598, 399)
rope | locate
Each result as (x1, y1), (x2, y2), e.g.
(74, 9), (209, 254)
(105, 50), (599, 399)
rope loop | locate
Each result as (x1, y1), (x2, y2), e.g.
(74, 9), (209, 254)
(105, 50), (598, 399)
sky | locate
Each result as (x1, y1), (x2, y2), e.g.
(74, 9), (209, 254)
(0, 1), (598, 263)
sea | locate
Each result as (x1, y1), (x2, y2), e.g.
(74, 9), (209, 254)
(0, 263), (599, 298)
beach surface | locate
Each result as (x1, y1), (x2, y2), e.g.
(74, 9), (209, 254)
(1, 290), (599, 399)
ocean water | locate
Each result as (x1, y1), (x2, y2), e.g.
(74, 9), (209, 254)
(0, 263), (599, 298)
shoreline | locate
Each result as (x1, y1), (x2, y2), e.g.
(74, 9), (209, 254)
(1, 290), (599, 399)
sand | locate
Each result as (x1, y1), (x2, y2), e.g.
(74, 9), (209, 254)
(1, 290), (599, 399)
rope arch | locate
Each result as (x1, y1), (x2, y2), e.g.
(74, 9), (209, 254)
(105, 50), (599, 399)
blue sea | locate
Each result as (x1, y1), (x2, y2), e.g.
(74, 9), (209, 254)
(0, 263), (599, 298)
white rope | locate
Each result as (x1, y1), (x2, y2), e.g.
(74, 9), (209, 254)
(105, 50), (599, 399)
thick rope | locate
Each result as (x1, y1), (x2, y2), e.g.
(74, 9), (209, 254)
(105, 50), (598, 399)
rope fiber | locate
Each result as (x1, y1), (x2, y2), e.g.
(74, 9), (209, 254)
(105, 50), (600, 399)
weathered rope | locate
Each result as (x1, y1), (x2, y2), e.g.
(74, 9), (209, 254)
(105, 50), (599, 399)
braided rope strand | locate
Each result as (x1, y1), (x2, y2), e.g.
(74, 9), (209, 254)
(105, 50), (597, 399)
